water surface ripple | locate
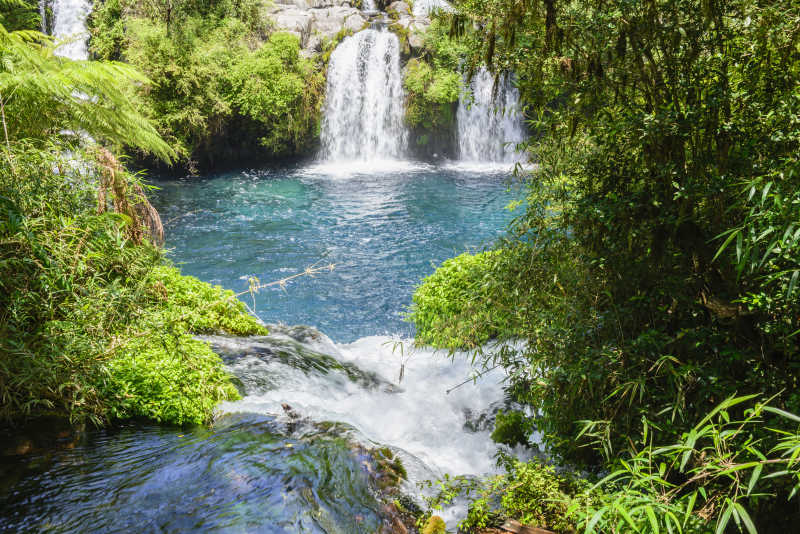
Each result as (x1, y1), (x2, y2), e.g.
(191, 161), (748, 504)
(150, 165), (518, 341)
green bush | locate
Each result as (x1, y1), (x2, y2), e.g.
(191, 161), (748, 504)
(403, 58), (460, 132)
(227, 32), (325, 155)
(0, 144), (264, 425)
(410, 250), (519, 350)
(402, 20), (466, 148)
(426, 458), (592, 533)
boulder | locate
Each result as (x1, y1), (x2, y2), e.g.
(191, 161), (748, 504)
(271, 8), (313, 41)
(310, 6), (367, 39)
(387, 0), (410, 17)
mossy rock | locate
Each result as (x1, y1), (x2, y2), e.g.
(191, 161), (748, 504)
(422, 515), (446, 534)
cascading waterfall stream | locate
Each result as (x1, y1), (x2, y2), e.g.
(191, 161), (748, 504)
(412, 0), (453, 17)
(49, 0), (91, 59)
(320, 29), (408, 162)
(457, 67), (526, 164)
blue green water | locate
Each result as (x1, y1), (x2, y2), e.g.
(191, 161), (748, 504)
(150, 164), (519, 341)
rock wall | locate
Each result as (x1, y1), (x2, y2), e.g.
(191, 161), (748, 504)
(267, 0), (369, 56)
(268, 0), (433, 57)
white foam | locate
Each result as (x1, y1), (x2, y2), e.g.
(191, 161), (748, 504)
(219, 335), (514, 482)
(296, 159), (434, 178)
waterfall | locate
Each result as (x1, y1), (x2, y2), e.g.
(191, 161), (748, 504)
(456, 68), (526, 163)
(320, 29), (408, 162)
(412, 0), (453, 17)
(50, 0), (91, 59)
(362, 0), (377, 11)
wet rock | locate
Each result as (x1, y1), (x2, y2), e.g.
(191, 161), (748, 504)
(499, 520), (555, 534)
(200, 333), (402, 394)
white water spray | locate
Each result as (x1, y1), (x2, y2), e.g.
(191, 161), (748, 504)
(321, 29), (408, 162)
(413, 0), (454, 17)
(211, 327), (529, 522)
(50, 0), (91, 59)
(457, 68), (526, 164)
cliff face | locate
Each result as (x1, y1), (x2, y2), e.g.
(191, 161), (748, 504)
(267, 0), (369, 56)
(268, 0), (434, 58)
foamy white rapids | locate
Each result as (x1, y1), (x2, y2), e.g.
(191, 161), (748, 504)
(211, 327), (530, 521)
(457, 67), (526, 164)
(51, 0), (91, 59)
(321, 29), (408, 161)
(413, 0), (454, 17)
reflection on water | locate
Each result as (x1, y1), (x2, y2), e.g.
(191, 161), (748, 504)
(1, 415), (385, 533)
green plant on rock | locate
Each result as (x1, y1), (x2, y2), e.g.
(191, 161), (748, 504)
(425, 457), (592, 533)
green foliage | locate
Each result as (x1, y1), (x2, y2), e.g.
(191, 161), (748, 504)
(144, 265), (267, 337)
(89, 0), (323, 167)
(568, 397), (800, 534)
(403, 58), (460, 131)
(0, 143), (263, 425)
(415, 0), (800, 528)
(491, 409), (533, 447)
(426, 457), (592, 533)
(227, 32), (324, 154)
(403, 20), (466, 144)
(410, 249), (526, 350)
(0, 23), (173, 161)
(0, 0), (40, 32)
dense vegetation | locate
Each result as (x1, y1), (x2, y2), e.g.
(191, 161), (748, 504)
(411, 0), (800, 531)
(88, 0), (325, 169)
(0, 16), (265, 426)
(402, 20), (463, 157)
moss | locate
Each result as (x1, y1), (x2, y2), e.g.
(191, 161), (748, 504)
(421, 516), (446, 534)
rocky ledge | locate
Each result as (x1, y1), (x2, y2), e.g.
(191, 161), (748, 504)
(268, 0), (434, 57)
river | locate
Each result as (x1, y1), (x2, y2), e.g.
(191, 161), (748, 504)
(0, 162), (523, 533)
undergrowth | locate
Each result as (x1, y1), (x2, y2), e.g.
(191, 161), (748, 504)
(0, 143), (265, 426)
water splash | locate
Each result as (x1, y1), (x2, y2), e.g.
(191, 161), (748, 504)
(413, 0), (454, 17)
(321, 29), (408, 162)
(457, 68), (526, 164)
(209, 325), (529, 524)
(51, 0), (91, 59)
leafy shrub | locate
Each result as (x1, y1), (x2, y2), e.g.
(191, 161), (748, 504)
(404, 58), (460, 132)
(426, 457), (592, 533)
(410, 250), (523, 350)
(227, 32), (325, 155)
(402, 20), (467, 152)
(0, 144), (263, 425)
(491, 409), (534, 447)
